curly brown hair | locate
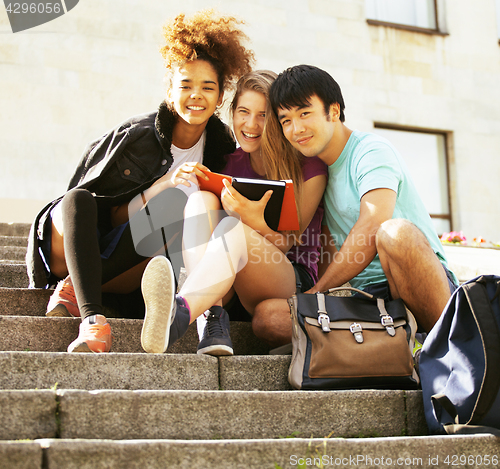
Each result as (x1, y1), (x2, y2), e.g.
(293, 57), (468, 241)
(160, 9), (254, 92)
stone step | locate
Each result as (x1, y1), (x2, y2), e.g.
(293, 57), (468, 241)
(0, 264), (28, 288)
(0, 287), (136, 317)
(0, 316), (270, 355)
(0, 352), (290, 391)
(3, 434), (500, 469)
(0, 259), (25, 265)
(0, 222), (31, 237)
(0, 235), (27, 247)
(0, 245), (26, 262)
(0, 388), (427, 441)
(0, 288), (51, 317)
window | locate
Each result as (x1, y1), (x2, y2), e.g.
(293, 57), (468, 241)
(372, 126), (452, 235)
(366, 0), (438, 31)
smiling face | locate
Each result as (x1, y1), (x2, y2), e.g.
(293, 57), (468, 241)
(278, 94), (339, 160)
(232, 90), (267, 158)
(168, 59), (223, 127)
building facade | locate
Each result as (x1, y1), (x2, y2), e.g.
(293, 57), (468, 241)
(1, 0), (499, 242)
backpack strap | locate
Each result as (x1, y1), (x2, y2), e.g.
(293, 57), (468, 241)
(442, 424), (500, 437)
(461, 278), (500, 425)
(431, 392), (459, 421)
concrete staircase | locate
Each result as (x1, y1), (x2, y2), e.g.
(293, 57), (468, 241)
(0, 222), (498, 469)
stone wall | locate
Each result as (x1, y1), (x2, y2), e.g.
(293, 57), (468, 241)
(1, 0), (499, 241)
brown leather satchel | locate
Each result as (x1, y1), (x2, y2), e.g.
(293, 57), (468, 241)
(288, 287), (420, 390)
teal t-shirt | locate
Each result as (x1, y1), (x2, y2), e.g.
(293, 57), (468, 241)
(323, 130), (455, 290)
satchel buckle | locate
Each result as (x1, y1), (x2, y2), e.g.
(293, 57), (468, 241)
(318, 313), (330, 333)
(350, 323), (364, 343)
(381, 315), (396, 337)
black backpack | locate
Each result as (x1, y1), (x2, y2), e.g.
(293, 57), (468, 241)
(419, 275), (500, 435)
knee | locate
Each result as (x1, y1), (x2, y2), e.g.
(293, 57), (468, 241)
(377, 219), (411, 246)
(252, 300), (274, 337)
(185, 191), (222, 222)
(187, 190), (220, 211)
(376, 218), (428, 253)
(252, 299), (288, 337)
(61, 188), (95, 214)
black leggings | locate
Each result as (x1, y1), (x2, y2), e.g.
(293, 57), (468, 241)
(59, 188), (187, 321)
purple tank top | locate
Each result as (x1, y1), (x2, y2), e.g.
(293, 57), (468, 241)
(223, 148), (327, 282)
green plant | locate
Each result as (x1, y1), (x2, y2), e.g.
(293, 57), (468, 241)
(278, 430), (302, 439)
(275, 431), (334, 468)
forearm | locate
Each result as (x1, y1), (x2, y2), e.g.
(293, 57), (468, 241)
(311, 220), (378, 293)
(312, 188), (397, 293)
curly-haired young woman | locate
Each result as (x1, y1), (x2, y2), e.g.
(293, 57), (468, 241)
(26, 10), (254, 353)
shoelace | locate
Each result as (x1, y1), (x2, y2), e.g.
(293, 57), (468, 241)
(205, 313), (225, 337)
(58, 280), (77, 304)
(81, 323), (112, 341)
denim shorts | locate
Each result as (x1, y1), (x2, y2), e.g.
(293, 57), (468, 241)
(354, 263), (458, 302)
(225, 261), (314, 322)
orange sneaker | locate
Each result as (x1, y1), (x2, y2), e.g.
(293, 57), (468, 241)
(67, 315), (112, 353)
(46, 276), (80, 318)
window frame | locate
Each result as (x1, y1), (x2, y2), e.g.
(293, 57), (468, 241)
(366, 0), (448, 36)
(373, 122), (454, 231)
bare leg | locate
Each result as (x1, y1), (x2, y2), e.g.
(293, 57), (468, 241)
(182, 191), (224, 275)
(252, 298), (292, 347)
(376, 218), (451, 332)
(49, 202), (69, 279)
(182, 191), (228, 337)
(49, 187), (186, 307)
(179, 217), (296, 324)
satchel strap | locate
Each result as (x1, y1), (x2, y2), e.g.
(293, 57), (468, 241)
(315, 291), (397, 336)
(316, 293), (331, 332)
(377, 298), (396, 336)
(324, 286), (374, 299)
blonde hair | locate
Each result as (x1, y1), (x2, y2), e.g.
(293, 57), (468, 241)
(231, 70), (304, 237)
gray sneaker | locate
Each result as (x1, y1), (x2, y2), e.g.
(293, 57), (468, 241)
(197, 306), (234, 356)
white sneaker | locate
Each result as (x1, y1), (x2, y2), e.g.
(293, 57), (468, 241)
(141, 256), (176, 353)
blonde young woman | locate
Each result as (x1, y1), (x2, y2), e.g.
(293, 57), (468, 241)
(26, 10), (253, 353)
(140, 70), (328, 355)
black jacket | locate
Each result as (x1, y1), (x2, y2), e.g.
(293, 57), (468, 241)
(26, 102), (235, 288)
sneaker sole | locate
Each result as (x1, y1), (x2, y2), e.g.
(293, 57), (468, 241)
(46, 304), (74, 317)
(197, 344), (234, 356)
(68, 341), (110, 353)
(67, 342), (93, 353)
(141, 256), (175, 354)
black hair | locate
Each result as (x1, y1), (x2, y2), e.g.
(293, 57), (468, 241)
(269, 64), (345, 122)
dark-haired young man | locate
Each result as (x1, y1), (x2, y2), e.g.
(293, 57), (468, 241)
(252, 64), (457, 348)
